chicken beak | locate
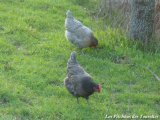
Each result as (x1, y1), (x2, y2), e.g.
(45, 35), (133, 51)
(98, 89), (101, 93)
(98, 84), (102, 93)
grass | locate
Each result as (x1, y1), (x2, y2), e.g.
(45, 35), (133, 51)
(0, 0), (160, 120)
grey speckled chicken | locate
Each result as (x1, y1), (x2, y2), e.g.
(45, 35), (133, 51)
(64, 51), (101, 103)
(65, 10), (98, 49)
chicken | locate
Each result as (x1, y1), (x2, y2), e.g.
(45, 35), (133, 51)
(64, 51), (101, 103)
(65, 10), (98, 49)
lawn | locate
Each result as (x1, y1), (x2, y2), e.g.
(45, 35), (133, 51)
(0, 0), (160, 120)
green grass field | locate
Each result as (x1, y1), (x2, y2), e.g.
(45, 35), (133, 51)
(0, 0), (160, 119)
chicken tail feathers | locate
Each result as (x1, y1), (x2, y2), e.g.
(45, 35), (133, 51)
(69, 51), (77, 64)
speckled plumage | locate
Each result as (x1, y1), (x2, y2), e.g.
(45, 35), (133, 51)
(65, 10), (98, 48)
(64, 52), (101, 103)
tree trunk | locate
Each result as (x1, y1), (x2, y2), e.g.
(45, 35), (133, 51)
(129, 0), (155, 44)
